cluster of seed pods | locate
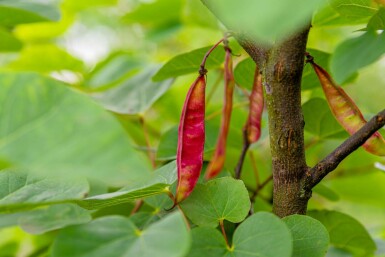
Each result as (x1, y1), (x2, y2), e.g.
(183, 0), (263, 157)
(173, 39), (223, 206)
(306, 53), (385, 156)
(173, 38), (265, 206)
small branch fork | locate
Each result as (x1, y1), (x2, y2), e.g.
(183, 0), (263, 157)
(304, 109), (385, 191)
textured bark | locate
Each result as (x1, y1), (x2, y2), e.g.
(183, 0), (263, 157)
(239, 28), (311, 217)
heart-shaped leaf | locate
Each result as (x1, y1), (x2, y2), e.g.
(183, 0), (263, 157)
(187, 212), (293, 257)
(308, 210), (376, 256)
(180, 177), (250, 227)
(283, 215), (329, 257)
(51, 211), (191, 257)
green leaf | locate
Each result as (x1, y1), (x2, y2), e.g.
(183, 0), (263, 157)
(0, 27), (23, 52)
(330, 0), (378, 19)
(0, 0), (60, 26)
(92, 66), (173, 115)
(233, 212), (293, 257)
(77, 161), (177, 210)
(19, 204), (91, 235)
(6, 45), (84, 73)
(308, 210), (376, 256)
(313, 183), (340, 201)
(313, 0), (378, 27)
(122, 0), (182, 27)
(180, 177), (250, 227)
(202, 0), (325, 44)
(283, 215), (330, 257)
(367, 7), (385, 30)
(303, 48), (357, 89)
(302, 98), (348, 139)
(0, 170), (89, 212)
(302, 49), (330, 90)
(63, 0), (118, 11)
(331, 31), (385, 84)
(51, 212), (191, 257)
(84, 52), (142, 89)
(182, 0), (219, 29)
(187, 227), (229, 257)
(152, 46), (225, 81)
(157, 121), (234, 161)
(234, 58), (256, 90)
(187, 212), (293, 257)
(0, 72), (152, 186)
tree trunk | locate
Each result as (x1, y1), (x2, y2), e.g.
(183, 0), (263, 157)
(239, 27), (311, 217)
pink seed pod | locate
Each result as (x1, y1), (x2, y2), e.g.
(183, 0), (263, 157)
(205, 48), (235, 180)
(309, 59), (385, 156)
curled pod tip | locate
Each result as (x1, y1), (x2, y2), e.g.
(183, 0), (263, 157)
(205, 48), (235, 180)
(309, 59), (385, 156)
(174, 74), (207, 205)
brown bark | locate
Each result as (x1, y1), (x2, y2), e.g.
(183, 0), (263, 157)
(239, 28), (311, 217)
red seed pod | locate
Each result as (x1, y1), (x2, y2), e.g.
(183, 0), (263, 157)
(205, 47), (235, 180)
(309, 58), (385, 156)
(174, 74), (206, 204)
(245, 66), (264, 144)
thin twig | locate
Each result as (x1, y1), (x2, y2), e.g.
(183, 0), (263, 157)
(305, 109), (385, 190)
(200, 38), (225, 71)
(249, 151), (260, 186)
(250, 175), (273, 203)
(248, 175), (273, 215)
(234, 128), (250, 179)
(219, 219), (230, 248)
(130, 200), (144, 216)
(164, 191), (191, 230)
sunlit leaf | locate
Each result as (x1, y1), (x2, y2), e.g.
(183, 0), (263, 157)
(367, 7), (385, 30)
(153, 46), (225, 81)
(0, 0), (60, 26)
(5, 45), (84, 73)
(0, 28), (23, 52)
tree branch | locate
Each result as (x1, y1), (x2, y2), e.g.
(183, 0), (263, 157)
(304, 109), (385, 190)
